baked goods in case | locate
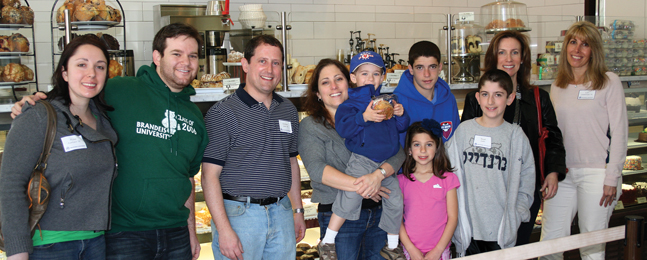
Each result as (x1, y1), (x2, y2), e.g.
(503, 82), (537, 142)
(20, 64), (32, 81)
(200, 71), (231, 88)
(2, 63), (24, 82)
(108, 60), (122, 79)
(97, 32), (119, 50)
(303, 64), (316, 84)
(9, 33), (28, 52)
(486, 18), (525, 29)
(74, 2), (98, 21)
(1, 6), (21, 24)
(19, 6), (33, 24)
(292, 65), (307, 84)
(227, 50), (243, 62)
(2, 0), (20, 8)
(624, 155), (642, 170)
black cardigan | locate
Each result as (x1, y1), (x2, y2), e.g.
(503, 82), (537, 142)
(461, 86), (567, 189)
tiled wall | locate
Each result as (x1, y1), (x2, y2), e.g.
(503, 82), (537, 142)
(24, 0), (594, 89)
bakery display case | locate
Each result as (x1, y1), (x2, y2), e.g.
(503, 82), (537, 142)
(0, 0), (38, 104)
(49, 0), (128, 77)
(480, 0), (531, 33)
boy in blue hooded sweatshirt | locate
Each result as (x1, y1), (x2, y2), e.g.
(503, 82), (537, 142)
(394, 41), (460, 144)
(318, 51), (409, 260)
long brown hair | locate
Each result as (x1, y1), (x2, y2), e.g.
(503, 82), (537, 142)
(554, 21), (608, 90)
(301, 59), (351, 128)
(483, 30), (532, 91)
(402, 121), (454, 181)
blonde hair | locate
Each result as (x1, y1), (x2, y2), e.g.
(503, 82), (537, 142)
(554, 21), (608, 90)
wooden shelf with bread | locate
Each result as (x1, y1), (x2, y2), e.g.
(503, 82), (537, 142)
(49, 0), (127, 80)
(0, 0), (39, 104)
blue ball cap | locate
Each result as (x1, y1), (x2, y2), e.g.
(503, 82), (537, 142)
(350, 51), (385, 74)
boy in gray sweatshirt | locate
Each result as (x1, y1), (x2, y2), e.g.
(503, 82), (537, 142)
(446, 70), (535, 257)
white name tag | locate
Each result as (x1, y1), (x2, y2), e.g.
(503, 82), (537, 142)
(473, 135), (491, 149)
(578, 90), (596, 100)
(61, 135), (87, 152)
(279, 119), (292, 133)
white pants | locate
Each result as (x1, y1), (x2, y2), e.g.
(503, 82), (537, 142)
(539, 168), (622, 260)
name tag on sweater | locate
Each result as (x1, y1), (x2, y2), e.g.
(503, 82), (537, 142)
(279, 120), (292, 133)
(473, 135), (491, 149)
(578, 90), (596, 100)
(61, 135), (87, 152)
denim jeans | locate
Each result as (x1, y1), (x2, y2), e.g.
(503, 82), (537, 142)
(104, 226), (192, 260)
(30, 235), (105, 260)
(318, 205), (386, 260)
(211, 196), (296, 260)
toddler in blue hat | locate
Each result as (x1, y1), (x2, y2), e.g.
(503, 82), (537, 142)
(318, 51), (410, 260)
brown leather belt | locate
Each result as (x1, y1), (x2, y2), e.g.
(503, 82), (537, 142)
(222, 193), (282, 206)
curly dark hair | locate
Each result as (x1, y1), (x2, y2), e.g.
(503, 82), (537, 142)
(301, 59), (352, 128)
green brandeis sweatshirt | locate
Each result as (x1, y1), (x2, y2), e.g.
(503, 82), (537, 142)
(105, 63), (208, 232)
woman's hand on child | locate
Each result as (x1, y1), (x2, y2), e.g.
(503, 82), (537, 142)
(393, 101), (404, 117)
(541, 172), (559, 200)
(354, 170), (384, 198)
(363, 102), (386, 123)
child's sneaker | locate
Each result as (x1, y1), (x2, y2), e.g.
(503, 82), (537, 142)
(380, 245), (406, 260)
(318, 243), (337, 260)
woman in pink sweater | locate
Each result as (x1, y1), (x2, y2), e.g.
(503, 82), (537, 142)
(539, 21), (627, 260)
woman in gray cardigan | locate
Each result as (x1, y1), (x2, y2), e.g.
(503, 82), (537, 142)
(298, 59), (405, 260)
(0, 35), (117, 259)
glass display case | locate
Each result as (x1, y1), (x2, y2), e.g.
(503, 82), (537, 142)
(480, 0), (531, 33)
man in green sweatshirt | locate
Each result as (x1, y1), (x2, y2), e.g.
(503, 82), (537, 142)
(13, 23), (208, 260)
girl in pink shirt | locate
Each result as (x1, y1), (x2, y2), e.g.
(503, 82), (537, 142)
(399, 119), (459, 260)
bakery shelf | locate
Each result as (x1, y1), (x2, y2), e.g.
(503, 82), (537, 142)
(623, 168), (647, 176)
(0, 24), (32, 30)
(0, 52), (32, 56)
(223, 62), (242, 66)
(628, 133), (647, 149)
(50, 0), (126, 74)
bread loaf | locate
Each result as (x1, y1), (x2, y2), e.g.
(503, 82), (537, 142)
(292, 65), (307, 84)
(303, 65), (316, 85)
(108, 60), (122, 79)
(2, 63), (24, 82)
(21, 64), (33, 81)
(20, 6), (34, 25)
(9, 33), (29, 52)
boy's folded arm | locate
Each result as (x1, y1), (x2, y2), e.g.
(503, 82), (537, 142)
(335, 104), (370, 139)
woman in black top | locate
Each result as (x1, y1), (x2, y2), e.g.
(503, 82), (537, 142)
(461, 30), (566, 246)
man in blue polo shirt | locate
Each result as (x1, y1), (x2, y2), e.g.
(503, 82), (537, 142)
(201, 35), (306, 260)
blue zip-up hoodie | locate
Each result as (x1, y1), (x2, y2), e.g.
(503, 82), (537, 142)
(393, 70), (460, 145)
(335, 84), (410, 162)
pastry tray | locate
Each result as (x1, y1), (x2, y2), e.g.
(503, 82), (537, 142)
(195, 88), (224, 94)
(58, 21), (120, 30)
(0, 51), (30, 56)
(0, 81), (32, 86)
(486, 27), (532, 34)
(0, 24), (31, 30)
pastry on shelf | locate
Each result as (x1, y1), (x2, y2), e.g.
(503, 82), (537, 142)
(57, 33), (79, 52)
(2, 63), (24, 82)
(9, 33), (28, 52)
(623, 155), (642, 170)
(74, 2), (98, 21)
(97, 32), (119, 50)
(0, 35), (11, 51)
(1, 6), (21, 24)
(20, 64), (32, 81)
(2, 0), (20, 9)
(19, 6), (33, 25)
(108, 60), (122, 79)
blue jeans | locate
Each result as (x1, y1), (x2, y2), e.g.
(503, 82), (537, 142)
(30, 235), (105, 260)
(104, 226), (191, 260)
(211, 196), (296, 260)
(318, 206), (386, 260)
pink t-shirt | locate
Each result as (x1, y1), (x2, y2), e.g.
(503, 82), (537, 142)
(398, 172), (460, 253)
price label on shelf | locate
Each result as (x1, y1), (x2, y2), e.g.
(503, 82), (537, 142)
(386, 73), (401, 85)
(458, 12), (475, 22)
(223, 78), (241, 90)
(615, 201), (624, 210)
(555, 42), (563, 52)
(638, 197), (647, 204)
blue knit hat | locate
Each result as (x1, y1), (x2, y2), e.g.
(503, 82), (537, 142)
(350, 51), (385, 74)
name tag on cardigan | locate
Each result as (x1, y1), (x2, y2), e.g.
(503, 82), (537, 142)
(473, 135), (491, 149)
(61, 135), (87, 152)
